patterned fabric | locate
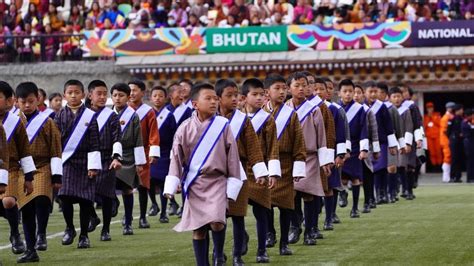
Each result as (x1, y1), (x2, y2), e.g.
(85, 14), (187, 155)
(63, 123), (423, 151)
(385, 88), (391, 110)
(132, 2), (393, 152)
(0, 124), (8, 178)
(319, 103), (335, 193)
(150, 108), (177, 181)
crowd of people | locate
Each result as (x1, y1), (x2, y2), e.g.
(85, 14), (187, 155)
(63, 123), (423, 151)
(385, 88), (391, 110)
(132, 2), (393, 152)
(3, 73), (472, 265)
(1, 0), (474, 62)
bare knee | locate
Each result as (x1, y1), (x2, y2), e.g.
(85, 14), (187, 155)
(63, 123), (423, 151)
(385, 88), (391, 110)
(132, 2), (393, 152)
(2, 197), (16, 209)
(193, 228), (207, 240)
(210, 222), (225, 232)
(123, 189), (133, 195)
(387, 165), (397, 173)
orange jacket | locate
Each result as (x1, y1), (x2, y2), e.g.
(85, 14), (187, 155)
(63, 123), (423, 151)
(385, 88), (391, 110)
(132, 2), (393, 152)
(424, 112), (441, 139)
(440, 112), (453, 147)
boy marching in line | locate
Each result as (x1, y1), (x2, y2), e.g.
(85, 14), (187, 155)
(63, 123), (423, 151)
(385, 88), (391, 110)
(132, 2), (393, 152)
(128, 80), (160, 229)
(215, 79), (269, 265)
(149, 86), (177, 223)
(0, 81), (36, 256)
(54, 80), (102, 248)
(286, 72), (331, 246)
(163, 83), (242, 266)
(111, 83), (147, 235)
(86, 80), (123, 241)
(240, 78), (280, 263)
(338, 79), (369, 218)
(263, 74), (306, 256)
(15, 82), (62, 262)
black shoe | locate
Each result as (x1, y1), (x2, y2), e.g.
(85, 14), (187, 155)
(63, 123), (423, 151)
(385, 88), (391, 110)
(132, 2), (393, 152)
(35, 234), (47, 251)
(303, 233), (316, 246)
(17, 249), (39, 263)
(369, 199), (377, 209)
(233, 256), (244, 266)
(168, 201), (179, 216)
(339, 190), (348, 208)
(139, 218), (150, 229)
(362, 204), (371, 213)
(381, 195), (388, 204)
(100, 230), (111, 241)
(265, 232), (276, 248)
(390, 195), (396, 204)
(323, 221), (334, 231)
(406, 194), (414, 200)
(95, 202), (102, 210)
(331, 213), (341, 224)
(242, 230), (249, 256)
(256, 249), (269, 263)
(123, 225), (134, 235)
(312, 227), (323, 239)
(454, 179), (462, 183)
(177, 207), (183, 218)
(88, 217), (101, 233)
(62, 228), (76, 245)
(448, 179), (455, 183)
(148, 203), (159, 217)
(10, 234), (25, 254)
(350, 209), (360, 218)
(77, 235), (90, 249)
(159, 216), (169, 223)
(401, 191), (408, 198)
(279, 242), (292, 256)
(288, 226), (301, 244)
(111, 197), (120, 218)
(214, 256), (226, 266)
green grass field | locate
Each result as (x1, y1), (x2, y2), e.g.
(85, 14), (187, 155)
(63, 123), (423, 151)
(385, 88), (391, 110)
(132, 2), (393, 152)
(1, 178), (473, 265)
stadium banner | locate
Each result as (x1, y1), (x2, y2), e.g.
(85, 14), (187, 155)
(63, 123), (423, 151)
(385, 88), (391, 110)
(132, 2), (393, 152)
(410, 20), (474, 47)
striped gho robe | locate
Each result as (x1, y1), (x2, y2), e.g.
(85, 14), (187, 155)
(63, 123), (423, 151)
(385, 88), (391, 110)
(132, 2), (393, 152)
(385, 101), (406, 167)
(362, 105), (380, 173)
(0, 123), (9, 187)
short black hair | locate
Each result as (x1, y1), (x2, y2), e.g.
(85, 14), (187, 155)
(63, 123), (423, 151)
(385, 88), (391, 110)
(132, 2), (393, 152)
(355, 84), (364, 92)
(376, 82), (389, 94)
(264, 73), (286, 89)
(215, 79), (238, 97)
(179, 79), (193, 87)
(287, 72), (308, 87)
(128, 79), (146, 91)
(388, 87), (403, 96)
(167, 83), (181, 95)
(465, 108), (473, 116)
(407, 87), (415, 97)
(321, 77), (333, 84)
(338, 79), (355, 90)
(313, 78), (327, 88)
(453, 104), (464, 111)
(191, 83), (214, 100)
(363, 81), (377, 89)
(151, 85), (167, 97)
(48, 92), (62, 102)
(38, 88), (47, 98)
(241, 78), (264, 96)
(64, 79), (84, 92)
(0, 81), (14, 99)
(300, 71), (315, 79)
(88, 80), (107, 92)
(16, 82), (39, 99)
(111, 83), (131, 96)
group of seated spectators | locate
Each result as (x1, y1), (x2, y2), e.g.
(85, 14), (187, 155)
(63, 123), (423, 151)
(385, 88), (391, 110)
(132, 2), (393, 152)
(1, 0), (473, 62)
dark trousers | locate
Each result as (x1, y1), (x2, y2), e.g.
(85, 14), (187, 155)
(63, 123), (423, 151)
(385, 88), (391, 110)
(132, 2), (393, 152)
(362, 163), (374, 205)
(450, 139), (463, 180)
(60, 195), (93, 237)
(21, 196), (52, 250)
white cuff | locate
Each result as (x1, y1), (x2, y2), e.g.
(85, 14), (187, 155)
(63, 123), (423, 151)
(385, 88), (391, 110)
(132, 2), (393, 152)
(0, 169), (8, 185)
(414, 128), (423, 142)
(325, 148), (335, 164)
(387, 134), (398, 148)
(346, 140), (352, 152)
(134, 146), (147, 165)
(336, 142), (346, 155)
(112, 142), (123, 158)
(405, 132), (414, 146)
(359, 139), (369, 151)
(423, 137), (428, 150)
(227, 177), (243, 201)
(163, 175), (180, 196)
(20, 156), (36, 174)
(268, 159), (281, 177)
(149, 145), (161, 158)
(50, 157), (63, 176)
(372, 141), (381, 153)
(239, 162), (248, 181)
(292, 161), (306, 178)
(318, 147), (332, 166)
(87, 151), (102, 170)
(252, 162), (269, 179)
(398, 137), (406, 149)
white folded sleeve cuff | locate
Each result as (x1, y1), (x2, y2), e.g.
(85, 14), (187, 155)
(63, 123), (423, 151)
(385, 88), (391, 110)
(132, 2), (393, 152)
(149, 145), (161, 158)
(0, 169), (8, 185)
(405, 132), (414, 146)
(423, 137), (428, 149)
(112, 142), (123, 158)
(414, 128), (423, 142)
(372, 141), (381, 153)
(20, 156), (36, 174)
(359, 139), (369, 151)
(387, 134), (398, 148)
(227, 177), (243, 201)
(318, 147), (332, 166)
(87, 151), (102, 170)
(50, 157), (63, 176)
(336, 143), (346, 155)
(268, 160), (281, 177)
(292, 161), (306, 178)
(163, 175), (180, 196)
(398, 137), (406, 149)
(346, 140), (352, 152)
(134, 146), (147, 165)
(252, 162), (269, 179)
(326, 148), (335, 164)
(239, 162), (248, 181)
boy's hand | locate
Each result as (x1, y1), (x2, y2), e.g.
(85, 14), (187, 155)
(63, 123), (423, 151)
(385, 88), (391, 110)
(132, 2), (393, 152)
(24, 181), (33, 195)
(136, 165), (144, 175)
(268, 176), (276, 189)
(416, 140), (423, 149)
(399, 147), (406, 155)
(373, 152), (380, 160)
(88, 170), (98, 178)
(0, 185), (6, 194)
(322, 165), (332, 176)
(256, 177), (266, 186)
(149, 157), (158, 164)
(344, 152), (351, 161)
(177, 184), (182, 194)
(335, 156), (344, 168)
(405, 145), (412, 154)
(109, 159), (122, 170)
(164, 193), (174, 199)
(52, 183), (62, 190)
(293, 176), (303, 182)
(389, 147), (397, 155)
(359, 151), (368, 160)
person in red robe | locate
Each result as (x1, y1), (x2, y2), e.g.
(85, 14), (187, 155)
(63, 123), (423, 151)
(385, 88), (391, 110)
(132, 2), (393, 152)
(423, 102), (442, 167)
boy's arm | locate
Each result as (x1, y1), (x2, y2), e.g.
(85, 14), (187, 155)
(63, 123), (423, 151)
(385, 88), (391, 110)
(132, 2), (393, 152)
(404, 111), (415, 148)
(48, 119), (63, 184)
(359, 109), (369, 152)
(265, 118), (281, 178)
(0, 126), (8, 186)
(340, 108), (352, 153)
(320, 104), (336, 164)
(314, 108), (331, 166)
(133, 115), (146, 166)
(163, 126), (185, 197)
(242, 119), (268, 179)
(383, 107), (398, 148)
(87, 119), (102, 171)
(16, 121), (36, 181)
(368, 110), (380, 153)
(110, 113), (123, 161)
(291, 113), (306, 180)
(225, 124), (243, 201)
(147, 111), (160, 158)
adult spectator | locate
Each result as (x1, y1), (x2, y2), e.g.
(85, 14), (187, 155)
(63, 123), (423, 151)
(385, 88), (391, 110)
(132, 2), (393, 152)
(424, 102), (443, 168)
(16, 22), (36, 62)
(44, 4), (65, 31)
(169, 0), (188, 27)
(86, 2), (104, 26)
(43, 23), (59, 61)
(189, 0), (208, 20)
(293, 0), (314, 24)
(229, 0), (250, 24)
(23, 3), (43, 32)
(185, 13), (200, 28)
(99, 2), (126, 28)
(4, 4), (22, 31)
(440, 102), (455, 182)
(0, 22), (17, 62)
(273, 0), (294, 24)
(152, 1), (168, 27)
(68, 5), (84, 32)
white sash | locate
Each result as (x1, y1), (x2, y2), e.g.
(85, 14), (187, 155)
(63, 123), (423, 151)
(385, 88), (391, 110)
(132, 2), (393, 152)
(10, 106), (20, 115)
(370, 100), (383, 115)
(96, 107), (114, 133)
(183, 116), (228, 196)
(135, 104), (152, 121)
(384, 101), (393, 108)
(26, 112), (50, 144)
(397, 105), (409, 116)
(173, 103), (189, 123)
(275, 105), (294, 140)
(2, 111), (21, 142)
(363, 104), (370, 112)
(296, 100), (316, 123)
(118, 106), (135, 133)
(156, 108), (171, 130)
(309, 95), (323, 107)
(185, 99), (193, 109)
(62, 108), (96, 163)
(345, 102), (363, 124)
(229, 110), (247, 140)
(251, 109), (270, 134)
(42, 108), (55, 117)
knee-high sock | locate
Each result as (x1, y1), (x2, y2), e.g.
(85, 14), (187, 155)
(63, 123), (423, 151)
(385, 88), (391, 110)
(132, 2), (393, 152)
(279, 208), (291, 244)
(374, 169), (387, 198)
(407, 170), (415, 194)
(101, 196), (113, 232)
(314, 196), (321, 229)
(303, 200), (315, 234)
(333, 190), (339, 214)
(388, 173), (398, 197)
(363, 165), (372, 204)
(211, 227), (226, 259)
(291, 193), (302, 228)
(61, 197), (75, 230)
(79, 200), (92, 237)
(193, 239), (208, 266)
(398, 167), (407, 193)
(138, 186), (148, 219)
(5, 204), (20, 236)
(122, 193), (134, 226)
(36, 196), (51, 235)
(21, 201), (36, 250)
(352, 185), (360, 211)
(324, 196), (334, 223)
(268, 207), (276, 235)
(232, 216), (245, 256)
(158, 181), (168, 217)
(252, 204), (268, 251)
(149, 179), (157, 205)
